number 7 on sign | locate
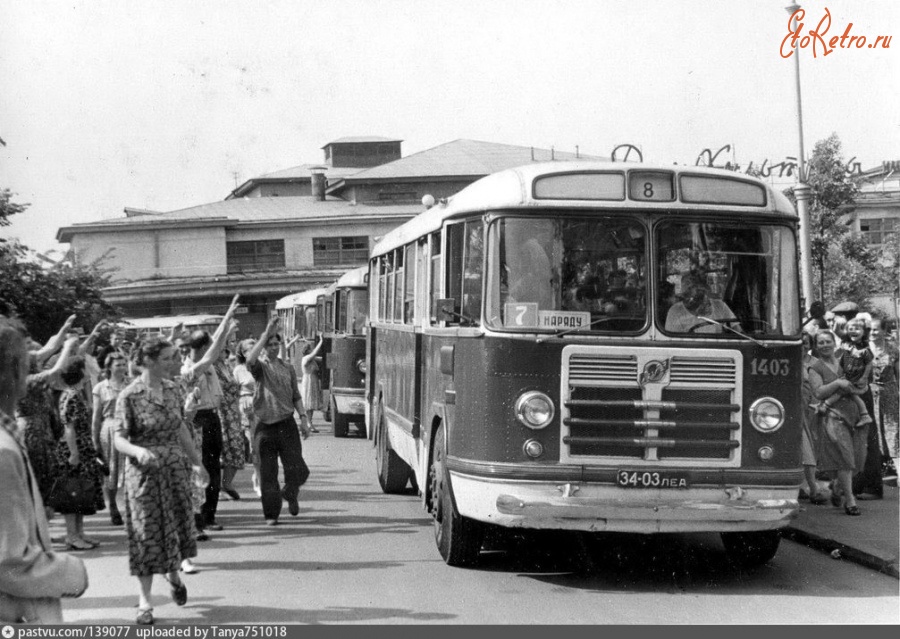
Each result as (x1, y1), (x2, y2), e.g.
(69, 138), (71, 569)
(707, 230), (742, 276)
(504, 303), (538, 327)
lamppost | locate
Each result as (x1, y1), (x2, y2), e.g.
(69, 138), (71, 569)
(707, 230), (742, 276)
(786, 3), (815, 309)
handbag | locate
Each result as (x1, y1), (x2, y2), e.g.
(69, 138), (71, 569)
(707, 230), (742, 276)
(47, 474), (98, 514)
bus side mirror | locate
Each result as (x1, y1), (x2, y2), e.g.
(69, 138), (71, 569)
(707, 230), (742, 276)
(433, 299), (456, 322)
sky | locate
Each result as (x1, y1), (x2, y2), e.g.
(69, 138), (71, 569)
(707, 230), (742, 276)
(1, 0), (898, 254)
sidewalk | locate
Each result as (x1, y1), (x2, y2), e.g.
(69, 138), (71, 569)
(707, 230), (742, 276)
(782, 483), (899, 579)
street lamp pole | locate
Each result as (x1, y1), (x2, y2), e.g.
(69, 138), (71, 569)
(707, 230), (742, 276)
(786, 3), (815, 309)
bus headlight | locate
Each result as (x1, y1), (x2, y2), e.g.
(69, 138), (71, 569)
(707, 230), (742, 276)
(515, 391), (555, 429)
(357, 359), (367, 374)
(748, 397), (785, 433)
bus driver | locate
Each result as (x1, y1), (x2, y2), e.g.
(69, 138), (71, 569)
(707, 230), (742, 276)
(664, 272), (737, 334)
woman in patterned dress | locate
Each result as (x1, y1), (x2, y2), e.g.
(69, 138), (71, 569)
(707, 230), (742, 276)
(55, 357), (106, 550)
(234, 339), (259, 495)
(17, 333), (80, 512)
(91, 353), (130, 526)
(114, 339), (208, 625)
(215, 348), (245, 500)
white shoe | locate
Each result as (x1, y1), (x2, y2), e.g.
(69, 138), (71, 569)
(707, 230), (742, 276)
(252, 472), (261, 497)
(181, 558), (199, 574)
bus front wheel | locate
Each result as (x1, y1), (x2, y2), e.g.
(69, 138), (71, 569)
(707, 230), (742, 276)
(429, 424), (483, 567)
(375, 414), (410, 493)
(720, 530), (781, 568)
(332, 397), (350, 438)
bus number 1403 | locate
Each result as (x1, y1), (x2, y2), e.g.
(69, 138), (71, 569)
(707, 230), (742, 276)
(750, 358), (790, 376)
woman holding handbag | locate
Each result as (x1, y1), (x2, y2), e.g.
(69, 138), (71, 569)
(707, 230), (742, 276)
(54, 357), (105, 550)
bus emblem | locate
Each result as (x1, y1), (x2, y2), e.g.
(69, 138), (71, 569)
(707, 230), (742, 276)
(639, 359), (670, 388)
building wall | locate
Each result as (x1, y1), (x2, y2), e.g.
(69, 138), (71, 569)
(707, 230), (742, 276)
(225, 219), (406, 270)
(346, 179), (475, 204)
(252, 183), (311, 198)
(74, 226), (226, 283)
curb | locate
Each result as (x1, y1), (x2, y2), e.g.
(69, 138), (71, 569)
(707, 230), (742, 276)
(782, 526), (900, 579)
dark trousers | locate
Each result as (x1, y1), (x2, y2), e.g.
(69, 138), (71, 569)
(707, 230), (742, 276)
(255, 417), (310, 520)
(195, 409), (223, 525)
(853, 389), (883, 497)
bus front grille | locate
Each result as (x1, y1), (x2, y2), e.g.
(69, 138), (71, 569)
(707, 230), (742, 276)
(561, 348), (742, 466)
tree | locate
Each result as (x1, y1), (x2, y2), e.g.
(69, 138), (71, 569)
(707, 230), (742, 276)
(787, 133), (869, 308)
(0, 191), (119, 342)
(0, 188), (28, 230)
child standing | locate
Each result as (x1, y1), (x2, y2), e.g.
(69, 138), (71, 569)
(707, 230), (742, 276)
(820, 317), (874, 426)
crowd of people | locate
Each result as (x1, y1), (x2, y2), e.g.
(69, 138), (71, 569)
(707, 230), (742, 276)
(801, 311), (899, 515)
(1, 299), (318, 624)
(1, 296), (897, 624)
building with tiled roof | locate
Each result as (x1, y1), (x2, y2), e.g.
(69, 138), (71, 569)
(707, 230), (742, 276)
(56, 137), (600, 336)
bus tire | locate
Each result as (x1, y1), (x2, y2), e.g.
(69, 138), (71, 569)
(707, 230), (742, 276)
(375, 414), (410, 493)
(429, 424), (483, 567)
(720, 530), (781, 568)
(332, 397), (350, 438)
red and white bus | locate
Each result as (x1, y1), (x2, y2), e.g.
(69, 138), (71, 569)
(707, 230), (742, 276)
(366, 161), (802, 567)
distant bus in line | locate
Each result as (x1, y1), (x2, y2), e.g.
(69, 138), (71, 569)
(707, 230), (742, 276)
(366, 161), (802, 568)
(118, 314), (225, 340)
(321, 266), (369, 438)
(275, 288), (328, 390)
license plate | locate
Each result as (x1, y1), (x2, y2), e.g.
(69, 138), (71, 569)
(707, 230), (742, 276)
(616, 470), (689, 489)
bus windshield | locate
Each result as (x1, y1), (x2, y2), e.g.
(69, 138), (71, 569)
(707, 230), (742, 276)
(345, 289), (369, 335)
(656, 221), (800, 337)
(487, 216), (648, 332)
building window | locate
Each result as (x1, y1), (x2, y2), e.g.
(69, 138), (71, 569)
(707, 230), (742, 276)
(378, 191), (418, 202)
(226, 240), (285, 273)
(313, 236), (369, 266)
(860, 217), (899, 246)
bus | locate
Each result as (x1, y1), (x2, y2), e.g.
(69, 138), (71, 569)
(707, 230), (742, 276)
(322, 266), (369, 438)
(118, 314), (225, 340)
(366, 161), (802, 568)
(275, 287), (327, 374)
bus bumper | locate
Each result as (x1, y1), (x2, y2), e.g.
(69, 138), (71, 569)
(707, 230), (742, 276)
(450, 472), (799, 533)
(332, 388), (366, 416)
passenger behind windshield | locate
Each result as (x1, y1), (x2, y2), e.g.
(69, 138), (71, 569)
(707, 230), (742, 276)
(664, 272), (738, 334)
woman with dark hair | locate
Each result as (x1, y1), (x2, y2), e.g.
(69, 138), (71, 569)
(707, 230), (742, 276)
(55, 357), (106, 550)
(299, 337), (324, 432)
(114, 338), (208, 625)
(91, 352), (130, 526)
(16, 320), (80, 513)
(214, 344), (245, 501)
(809, 330), (864, 516)
(234, 338), (260, 496)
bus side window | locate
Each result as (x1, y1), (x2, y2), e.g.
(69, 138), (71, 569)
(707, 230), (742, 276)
(429, 232), (441, 325)
(415, 237), (429, 327)
(445, 224), (465, 325)
(393, 248), (404, 323)
(404, 243), (416, 324)
(462, 220), (484, 324)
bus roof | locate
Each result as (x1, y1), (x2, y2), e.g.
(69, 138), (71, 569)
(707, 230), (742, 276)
(275, 287), (328, 310)
(330, 266), (367, 292)
(370, 162), (797, 258)
(119, 314), (224, 330)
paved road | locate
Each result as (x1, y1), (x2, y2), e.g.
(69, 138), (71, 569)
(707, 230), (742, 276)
(58, 418), (899, 625)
